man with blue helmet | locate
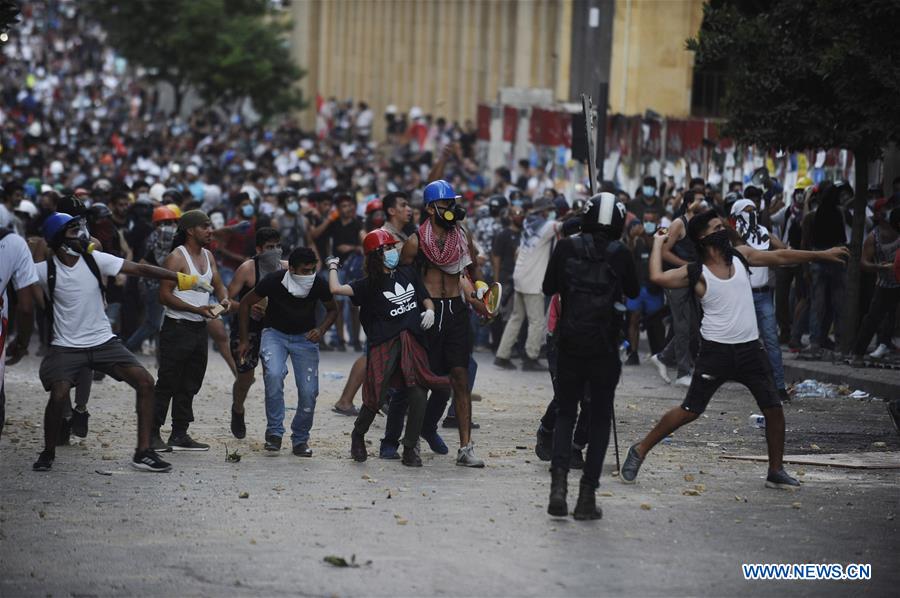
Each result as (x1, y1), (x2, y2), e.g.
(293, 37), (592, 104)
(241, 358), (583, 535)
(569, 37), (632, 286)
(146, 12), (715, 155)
(31, 212), (212, 473)
(400, 179), (489, 467)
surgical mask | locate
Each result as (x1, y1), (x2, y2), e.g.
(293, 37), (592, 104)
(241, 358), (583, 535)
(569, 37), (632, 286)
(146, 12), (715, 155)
(643, 221), (657, 235)
(665, 204), (674, 215)
(511, 199), (524, 208)
(257, 248), (283, 275)
(286, 201), (299, 214)
(242, 204), (255, 218)
(282, 271), (316, 298)
(643, 185), (656, 197)
(383, 248), (400, 269)
(546, 210), (557, 221)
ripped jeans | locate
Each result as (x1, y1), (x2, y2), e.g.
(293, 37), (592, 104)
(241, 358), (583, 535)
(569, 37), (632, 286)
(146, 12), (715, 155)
(260, 328), (320, 445)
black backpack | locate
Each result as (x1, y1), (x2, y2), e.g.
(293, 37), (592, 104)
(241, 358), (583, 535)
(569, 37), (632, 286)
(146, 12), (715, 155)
(45, 251), (106, 342)
(558, 234), (622, 356)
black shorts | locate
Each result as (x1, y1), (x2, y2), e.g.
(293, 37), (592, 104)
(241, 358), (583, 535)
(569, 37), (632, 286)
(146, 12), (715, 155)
(681, 339), (781, 415)
(230, 322), (263, 373)
(39, 338), (143, 391)
(425, 297), (472, 375)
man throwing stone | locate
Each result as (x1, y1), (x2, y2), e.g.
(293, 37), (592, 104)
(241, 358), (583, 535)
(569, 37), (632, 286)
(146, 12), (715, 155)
(620, 210), (848, 489)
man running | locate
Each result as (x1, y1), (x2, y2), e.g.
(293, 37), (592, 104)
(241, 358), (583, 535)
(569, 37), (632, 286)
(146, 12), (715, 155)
(226, 227), (287, 438)
(32, 212), (211, 472)
(153, 210), (231, 452)
(401, 179), (488, 467)
(620, 209), (848, 489)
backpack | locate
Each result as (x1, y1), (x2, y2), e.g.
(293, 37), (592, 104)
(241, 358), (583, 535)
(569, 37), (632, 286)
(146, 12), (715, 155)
(558, 234), (622, 356)
(45, 251), (107, 342)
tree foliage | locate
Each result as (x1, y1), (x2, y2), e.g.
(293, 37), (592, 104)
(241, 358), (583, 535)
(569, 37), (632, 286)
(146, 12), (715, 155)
(88, 0), (306, 119)
(687, 0), (900, 157)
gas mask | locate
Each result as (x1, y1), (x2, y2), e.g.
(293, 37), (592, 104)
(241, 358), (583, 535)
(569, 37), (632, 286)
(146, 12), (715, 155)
(433, 202), (466, 229)
(62, 219), (92, 256)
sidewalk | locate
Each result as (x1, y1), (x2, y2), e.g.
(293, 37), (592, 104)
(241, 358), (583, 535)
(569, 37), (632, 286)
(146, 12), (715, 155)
(783, 352), (900, 400)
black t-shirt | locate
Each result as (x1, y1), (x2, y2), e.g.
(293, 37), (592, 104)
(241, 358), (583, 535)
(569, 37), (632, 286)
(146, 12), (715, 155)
(254, 270), (333, 334)
(491, 227), (520, 286)
(631, 236), (661, 293)
(325, 217), (363, 260)
(349, 265), (428, 347)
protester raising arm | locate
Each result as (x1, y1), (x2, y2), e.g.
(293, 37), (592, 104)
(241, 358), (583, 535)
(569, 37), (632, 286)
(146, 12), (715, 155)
(735, 244), (849, 267)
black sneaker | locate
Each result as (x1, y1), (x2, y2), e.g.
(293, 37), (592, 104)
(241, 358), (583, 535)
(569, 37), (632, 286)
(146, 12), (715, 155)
(535, 426), (553, 461)
(401, 445), (422, 467)
(167, 433), (210, 451)
(765, 468), (801, 490)
(442, 415), (458, 428)
(521, 358), (546, 372)
(231, 409), (246, 439)
(292, 442), (312, 457)
(150, 432), (172, 453)
(625, 351), (640, 366)
(71, 409), (90, 438)
(131, 449), (173, 472)
(619, 444), (644, 484)
(351, 432), (367, 462)
(264, 435), (282, 452)
(493, 357), (516, 370)
(33, 450), (55, 471)
(570, 448), (585, 470)
(56, 417), (72, 446)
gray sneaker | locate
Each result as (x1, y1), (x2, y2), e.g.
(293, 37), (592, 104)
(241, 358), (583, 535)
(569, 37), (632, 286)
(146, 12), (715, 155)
(619, 444), (644, 484)
(456, 442), (485, 468)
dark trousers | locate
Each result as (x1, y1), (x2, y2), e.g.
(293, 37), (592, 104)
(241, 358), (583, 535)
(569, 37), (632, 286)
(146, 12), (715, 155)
(540, 334), (589, 446)
(550, 350), (620, 488)
(356, 385), (426, 449)
(853, 286), (900, 355)
(154, 317), (208, 434)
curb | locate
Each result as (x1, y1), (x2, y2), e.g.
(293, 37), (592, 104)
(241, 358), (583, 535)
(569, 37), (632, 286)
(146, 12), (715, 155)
(783, 363), (898, 400)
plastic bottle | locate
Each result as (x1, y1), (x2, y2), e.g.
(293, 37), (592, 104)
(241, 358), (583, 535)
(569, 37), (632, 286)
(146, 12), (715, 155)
(619, 340), (630, 363)
(749, 414), (766, 429)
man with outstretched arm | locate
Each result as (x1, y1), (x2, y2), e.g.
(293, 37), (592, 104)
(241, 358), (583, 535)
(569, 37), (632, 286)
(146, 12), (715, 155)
(32, 212), (213, 472)
(619, 209), (848, 489)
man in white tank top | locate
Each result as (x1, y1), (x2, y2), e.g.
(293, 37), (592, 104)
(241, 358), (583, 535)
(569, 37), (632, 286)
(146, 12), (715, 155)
(620, 210), (848, 490)
(152, 210), (231, 452)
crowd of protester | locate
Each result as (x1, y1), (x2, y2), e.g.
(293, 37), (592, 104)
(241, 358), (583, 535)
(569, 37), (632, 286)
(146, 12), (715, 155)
(2, 1), (899, 481)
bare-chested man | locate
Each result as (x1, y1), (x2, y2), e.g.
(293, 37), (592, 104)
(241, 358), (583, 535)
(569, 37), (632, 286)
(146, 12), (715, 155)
(401, 179), (488, 467)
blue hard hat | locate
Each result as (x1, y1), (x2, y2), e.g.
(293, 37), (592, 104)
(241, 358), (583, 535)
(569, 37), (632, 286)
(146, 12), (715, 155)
(423, 180), (460, 205)
(42, 212), (75, 244)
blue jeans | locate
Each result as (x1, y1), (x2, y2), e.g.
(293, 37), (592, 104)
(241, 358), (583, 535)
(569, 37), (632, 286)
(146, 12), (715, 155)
(125, 285), (164, 352)
(753, 289), (785, 391)
(809, 262), (845, 348)
(259, 328), (320, 444)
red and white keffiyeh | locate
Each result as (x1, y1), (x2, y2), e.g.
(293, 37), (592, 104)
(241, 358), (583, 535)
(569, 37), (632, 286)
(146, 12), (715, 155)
(418, 219), (471, 275)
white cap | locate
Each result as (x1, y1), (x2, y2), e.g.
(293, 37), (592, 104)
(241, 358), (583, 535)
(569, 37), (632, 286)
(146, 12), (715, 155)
(14, 199), (39, 218)
(49, 160), (64, 176)
(185, 164), (199, 176)
(409, 106), (423, 120)
(149, 182), (167, 202)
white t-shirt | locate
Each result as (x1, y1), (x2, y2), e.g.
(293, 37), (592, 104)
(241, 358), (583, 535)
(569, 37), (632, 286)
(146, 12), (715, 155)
(513, 220), (560, 295)
(0, 231), (38, 321)
(36, 251), (125, 348)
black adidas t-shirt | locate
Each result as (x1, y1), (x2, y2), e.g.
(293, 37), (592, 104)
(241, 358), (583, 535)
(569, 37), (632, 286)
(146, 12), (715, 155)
(349, 265), (428, 347)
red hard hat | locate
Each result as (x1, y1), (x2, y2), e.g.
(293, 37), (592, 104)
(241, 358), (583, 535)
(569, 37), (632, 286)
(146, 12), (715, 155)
(365, 199), (383, 214)
(363, 229), (398, 255)
(152, 206), (178, 223)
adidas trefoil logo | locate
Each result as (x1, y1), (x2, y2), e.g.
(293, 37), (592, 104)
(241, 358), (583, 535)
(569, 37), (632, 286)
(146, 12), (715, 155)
(383, 282), (417, 316)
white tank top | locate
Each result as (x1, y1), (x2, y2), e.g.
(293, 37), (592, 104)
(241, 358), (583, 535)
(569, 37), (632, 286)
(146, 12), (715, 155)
(165, 245), (212, 322)
(700, 259), (759, 344)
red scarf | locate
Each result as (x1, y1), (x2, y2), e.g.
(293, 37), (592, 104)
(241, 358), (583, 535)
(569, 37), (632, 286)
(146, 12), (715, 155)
(418, 218), (469, 270)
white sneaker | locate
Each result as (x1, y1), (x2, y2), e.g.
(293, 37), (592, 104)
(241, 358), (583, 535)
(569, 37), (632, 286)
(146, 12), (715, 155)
(674, 375), (692, 387)
(456, 442), (485, 468)
(649, 354), (671, 384)
(869, 344), (889, 359)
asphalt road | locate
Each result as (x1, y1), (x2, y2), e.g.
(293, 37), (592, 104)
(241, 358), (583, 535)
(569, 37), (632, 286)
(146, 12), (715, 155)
(1, 348), (897, 597)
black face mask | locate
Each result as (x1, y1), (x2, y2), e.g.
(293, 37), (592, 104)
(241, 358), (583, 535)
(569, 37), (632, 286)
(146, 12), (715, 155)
(699, 229), (734, 263)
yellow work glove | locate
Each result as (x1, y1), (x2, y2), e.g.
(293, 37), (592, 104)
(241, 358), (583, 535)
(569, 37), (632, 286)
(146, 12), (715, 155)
(177, 272), (214, 293)
(474, 280), (489, 300)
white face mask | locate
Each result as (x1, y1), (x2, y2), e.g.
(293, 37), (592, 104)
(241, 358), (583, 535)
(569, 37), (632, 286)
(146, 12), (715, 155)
(282, 270), (316, 297)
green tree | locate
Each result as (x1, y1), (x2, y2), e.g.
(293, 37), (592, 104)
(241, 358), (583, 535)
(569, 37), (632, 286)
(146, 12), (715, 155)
(88, 0), (306, 119)
(687, 0), (900, 353)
